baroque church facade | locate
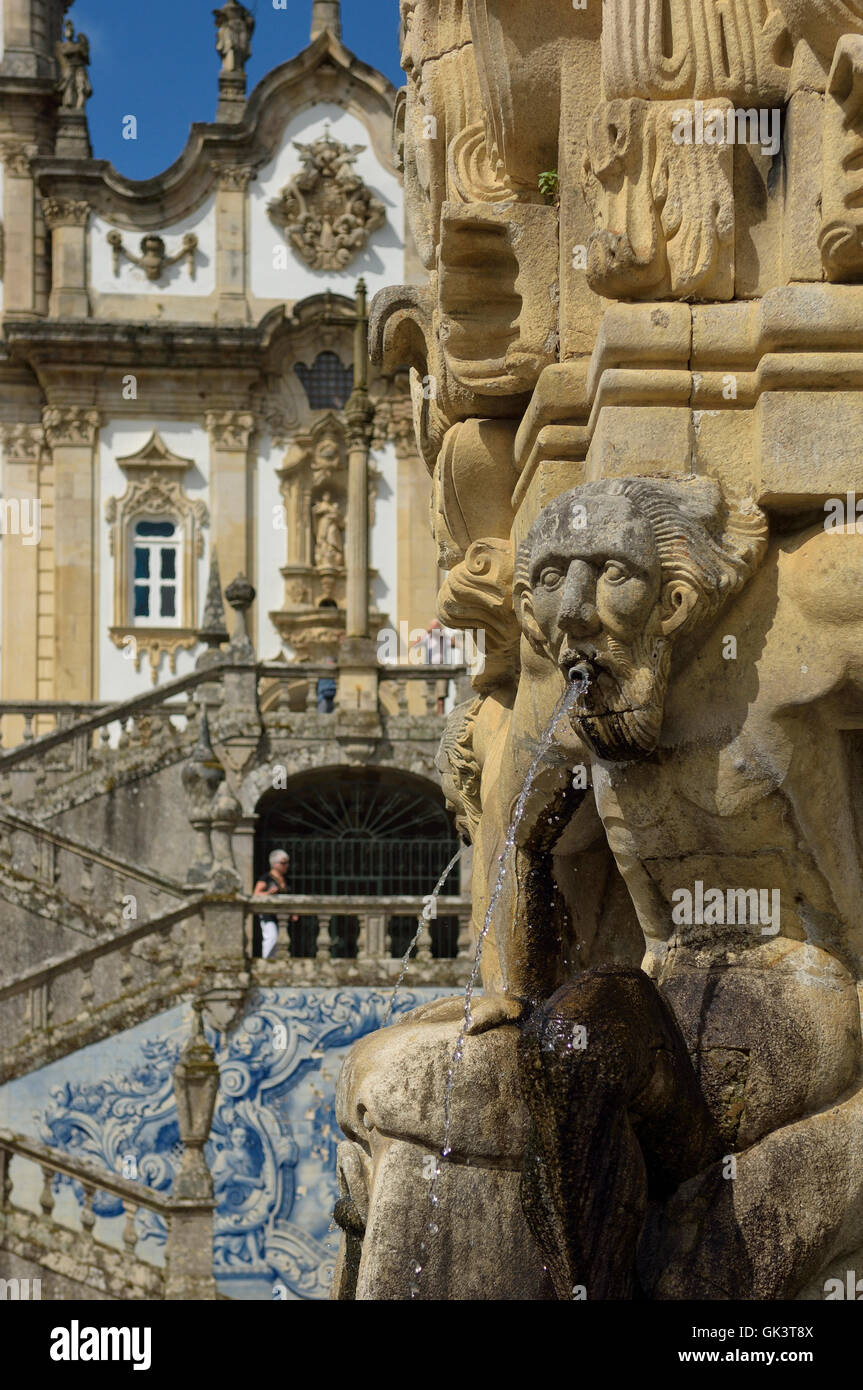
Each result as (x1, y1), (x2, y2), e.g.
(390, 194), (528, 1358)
(0, 0), (471, 1302)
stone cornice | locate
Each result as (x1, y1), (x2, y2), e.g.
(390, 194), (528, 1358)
(30, 32), (397, 232)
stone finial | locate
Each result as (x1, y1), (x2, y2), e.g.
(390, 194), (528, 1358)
(225, 573), (256, 660)
(311, 0), (342, 41)
(171, 1001), (219, 1201)
(196, 549), (229, 667)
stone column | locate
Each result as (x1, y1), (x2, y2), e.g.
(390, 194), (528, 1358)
(1, 142), (37, 317)
(43, 198), (90, 317)
(205, 410), (256, 627)
(43, 407), (101, 700)
(211, 163), (255, 324)
(0, 426), (45, 730)
(340, 281), (379, 712)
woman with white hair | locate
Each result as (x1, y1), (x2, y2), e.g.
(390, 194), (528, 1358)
(252, 849), (290, 959)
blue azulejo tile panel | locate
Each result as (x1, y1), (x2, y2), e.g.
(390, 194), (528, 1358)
(0, 986), (454, 1300)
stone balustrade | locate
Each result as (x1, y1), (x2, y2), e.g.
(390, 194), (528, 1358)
(0, 1127), (216, 1299)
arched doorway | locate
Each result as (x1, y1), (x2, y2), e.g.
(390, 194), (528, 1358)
(254, 769), (461, 958)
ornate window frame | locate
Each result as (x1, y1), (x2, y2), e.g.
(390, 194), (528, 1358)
(105, 431), (208, 680)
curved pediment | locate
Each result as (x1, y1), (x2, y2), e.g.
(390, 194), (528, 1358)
(34, 30), (398, 231)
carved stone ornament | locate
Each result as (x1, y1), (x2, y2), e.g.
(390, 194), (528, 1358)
(267, 133), (386, 271)
(0, 141), (37, 176)
(210, 160), (258, 191)
(42, 199), (90, 230)
(56, 20), (92, 111)
(213, 1), (255, 75)
(205, 411), (256, 450)
(107, 231), (198, 283)
(0, 425), (45, 464)
(42, 407), (101, 449)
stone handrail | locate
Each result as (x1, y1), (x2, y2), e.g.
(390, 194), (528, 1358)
(0, 663), (221, 770)
(244, 893), (472, 962)
(0, 1127), (216, 1298)
(0, 897), (206, 1004)
(0, 1127), (172, 1215)
(0, 805), (188, 896)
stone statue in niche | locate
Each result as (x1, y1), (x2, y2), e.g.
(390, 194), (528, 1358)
(56, 19), (92, 110)
(312, 492), (345, 570)
(267, 133), (386, 271)
(213, 1), (255, 73)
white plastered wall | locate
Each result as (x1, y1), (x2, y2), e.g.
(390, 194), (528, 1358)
(250, 103), (404, 303)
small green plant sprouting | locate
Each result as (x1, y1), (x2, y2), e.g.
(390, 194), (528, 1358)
(538, 170), (559, 202)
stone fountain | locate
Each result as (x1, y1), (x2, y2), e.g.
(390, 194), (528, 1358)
(332, 0), (863, 1300)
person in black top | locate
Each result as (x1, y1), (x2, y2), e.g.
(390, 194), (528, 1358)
(252, 849), (289, 959)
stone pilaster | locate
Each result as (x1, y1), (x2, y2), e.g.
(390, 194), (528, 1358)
(210, 162), (256, 324)
(42, 406), (101, 700)
(0, 426), (47, 725)
(1, 142), (38, 317)
(42, 198), (90, 317)
(205, 412), (256, 623)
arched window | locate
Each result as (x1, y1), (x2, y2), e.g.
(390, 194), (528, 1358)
(132, 518), (181, 625)
(294, 352), (354, 410)
(254, 770), (461, 959)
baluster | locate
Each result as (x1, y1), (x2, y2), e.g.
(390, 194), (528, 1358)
(73, 729), (90, 772)
(0, 1144), (12, 1210)
(0, 714), (4, 750)
(417, 912), (433, 964)
(119, 945), (134, 989)
(122, 1200), (138, 1255)
(39, 1165), (56, 1218)
(79, 858), (94, 899)
(22, 713), (33, 743)
(315, 914), (332, 964)
(355, 913), (369, 962)
(305, 678), (318, 714)
(98, 725), (111, 753)
(78, 960), (94, 1015)
(457, 911), (474, 960)
(80, 1183), (96, 1238)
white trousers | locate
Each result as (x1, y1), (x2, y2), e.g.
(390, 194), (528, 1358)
(260, 918), (278, 959)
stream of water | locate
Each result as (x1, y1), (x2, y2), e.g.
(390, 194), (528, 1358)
(410, 681), (581, 1296)
(382, 846), (465, 1028)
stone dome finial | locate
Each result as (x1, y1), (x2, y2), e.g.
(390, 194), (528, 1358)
(311, 0), (342, 41)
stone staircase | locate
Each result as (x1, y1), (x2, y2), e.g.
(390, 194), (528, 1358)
(0, 601), (468, 1298)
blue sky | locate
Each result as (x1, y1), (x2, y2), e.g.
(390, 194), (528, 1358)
(72, 0), (403, 181)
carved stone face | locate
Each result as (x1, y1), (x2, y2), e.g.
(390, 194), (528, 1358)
(523, 494), (673, 761)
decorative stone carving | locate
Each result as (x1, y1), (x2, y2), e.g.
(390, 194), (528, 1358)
(0, 141), (37, 176)
(107, 230), (199, 283)
(210, 160), (258, 191)
(312, 492), (345, 570)
(205, 411), (256, 450)
(56, 19), (92, 110)
(582, 98), (735, 301)
(213, 1), (255, 74)
(42, 407), (101, 449)
(41, 199), (90, 229)
(821, 33), (863, 279)
(1, 424), (46, 464)
(267, 134), (386, 271)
